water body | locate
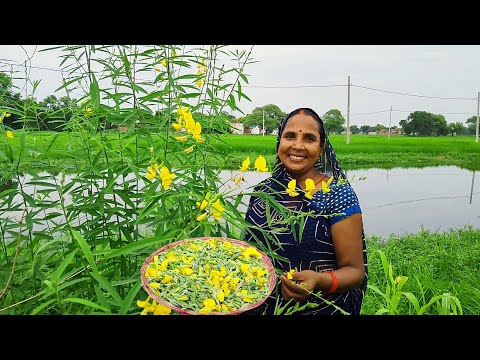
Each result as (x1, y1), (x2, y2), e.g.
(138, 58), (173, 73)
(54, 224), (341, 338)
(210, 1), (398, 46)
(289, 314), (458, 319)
(220, 166), (480, 239)
(1, 166), (478, 240)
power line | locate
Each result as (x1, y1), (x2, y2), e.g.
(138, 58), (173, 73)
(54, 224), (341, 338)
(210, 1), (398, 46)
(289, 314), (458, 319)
(352, 84), (477, 101)
(0, 58), (478, 101)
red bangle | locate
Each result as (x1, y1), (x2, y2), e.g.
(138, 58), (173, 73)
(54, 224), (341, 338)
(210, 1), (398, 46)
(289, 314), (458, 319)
(325, 270), (338, 293)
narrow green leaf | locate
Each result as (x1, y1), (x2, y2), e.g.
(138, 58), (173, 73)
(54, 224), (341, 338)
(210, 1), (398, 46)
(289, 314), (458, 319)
(71, 229), (98, 274)
(51, 249), (79, 284)
(62, 297), (109, 312)
(31, 299), (57, 315)
(104, 232), (175, 259)
(119, 280), (143, 315)
(91, 272), (123, 305)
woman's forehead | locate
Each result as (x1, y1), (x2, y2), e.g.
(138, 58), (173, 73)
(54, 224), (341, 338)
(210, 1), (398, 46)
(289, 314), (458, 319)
(283, 115), (319, 132)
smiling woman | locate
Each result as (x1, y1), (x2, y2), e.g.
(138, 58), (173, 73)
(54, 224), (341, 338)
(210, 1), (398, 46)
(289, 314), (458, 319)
(243, 107), (368, 315)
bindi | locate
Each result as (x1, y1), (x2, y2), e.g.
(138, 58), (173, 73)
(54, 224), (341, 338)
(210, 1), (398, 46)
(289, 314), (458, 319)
(299, 130), (302, 132)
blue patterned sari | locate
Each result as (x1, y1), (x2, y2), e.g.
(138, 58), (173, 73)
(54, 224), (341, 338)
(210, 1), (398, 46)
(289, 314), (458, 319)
(243, 108), (368, 315)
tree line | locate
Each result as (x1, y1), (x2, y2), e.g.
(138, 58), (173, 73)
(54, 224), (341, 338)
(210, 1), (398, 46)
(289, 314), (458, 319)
(1, 71), (477, 136)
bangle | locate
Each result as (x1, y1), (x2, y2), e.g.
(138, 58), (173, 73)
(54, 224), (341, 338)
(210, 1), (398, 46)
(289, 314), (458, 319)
(324, 270), (338, 294)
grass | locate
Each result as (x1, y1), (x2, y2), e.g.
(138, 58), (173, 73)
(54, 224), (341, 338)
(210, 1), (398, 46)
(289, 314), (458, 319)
(1, 132), (480, 174)
(362, 226), (480, 315)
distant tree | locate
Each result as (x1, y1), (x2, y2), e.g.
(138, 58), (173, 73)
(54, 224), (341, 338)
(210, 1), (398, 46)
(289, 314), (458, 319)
(371, 123), (387, 132)
(447, 122), (467, 136)
(243, 104), (285, 134)
(322, 109), (345, 134)
(431, 114), (449, 136)
(466, 116), (479, 135)
(349, 124), (360, 134)
(360, 125), (372, 134)
(401, 111), (435, 136)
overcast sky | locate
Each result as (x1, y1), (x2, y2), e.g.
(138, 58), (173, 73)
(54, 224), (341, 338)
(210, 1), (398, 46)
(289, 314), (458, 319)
(1, 45), (479, 127)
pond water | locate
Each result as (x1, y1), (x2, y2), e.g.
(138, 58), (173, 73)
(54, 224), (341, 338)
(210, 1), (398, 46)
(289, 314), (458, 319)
(1, 166), (478, 240)
(220, 166), (480, 238)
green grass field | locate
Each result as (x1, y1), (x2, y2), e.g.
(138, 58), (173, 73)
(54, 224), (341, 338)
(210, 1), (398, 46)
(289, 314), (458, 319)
(1, 131), (480, 173)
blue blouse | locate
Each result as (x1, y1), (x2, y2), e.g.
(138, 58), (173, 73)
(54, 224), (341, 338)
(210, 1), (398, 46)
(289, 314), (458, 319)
(244, 177), (368, 315)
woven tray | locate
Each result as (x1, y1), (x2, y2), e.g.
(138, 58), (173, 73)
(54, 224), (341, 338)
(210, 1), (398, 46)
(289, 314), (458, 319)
(140, 237), (276, 315)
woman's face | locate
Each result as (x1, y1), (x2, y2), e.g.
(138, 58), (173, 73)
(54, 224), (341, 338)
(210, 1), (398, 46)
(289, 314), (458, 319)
(278, 113), (323, 177)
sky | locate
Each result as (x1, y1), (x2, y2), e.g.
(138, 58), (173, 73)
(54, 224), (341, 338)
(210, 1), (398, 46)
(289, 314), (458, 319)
(1, 45), (479, 128)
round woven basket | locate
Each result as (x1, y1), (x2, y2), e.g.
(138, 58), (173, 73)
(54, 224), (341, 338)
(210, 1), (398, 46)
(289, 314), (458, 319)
(140, 236), (277, 315)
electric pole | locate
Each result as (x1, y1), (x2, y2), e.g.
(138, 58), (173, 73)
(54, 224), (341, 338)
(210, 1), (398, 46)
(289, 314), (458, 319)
(476, 91), (479, 143)
(262, 109), (265, 136)
(388, 106), (392, 139)
(346, 76), (351, 145)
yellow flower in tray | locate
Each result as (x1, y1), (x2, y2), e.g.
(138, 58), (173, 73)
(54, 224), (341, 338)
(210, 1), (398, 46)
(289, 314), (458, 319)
(140, 237), (276, 315)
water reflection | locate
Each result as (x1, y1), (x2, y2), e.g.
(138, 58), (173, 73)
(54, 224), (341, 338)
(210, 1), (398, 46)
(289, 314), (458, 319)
(221, 166), (480, 239)
(1, 166), (479, 240)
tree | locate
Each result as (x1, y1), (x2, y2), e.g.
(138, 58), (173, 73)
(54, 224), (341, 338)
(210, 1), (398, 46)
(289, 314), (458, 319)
(431, 114), (448, 136)
(350, 124), (360, 134)
(466, 116), (479, 135)
(447, 122), (467, 136)
(401, 111), (435, 136)
(243, 104), (285, 134)
(360, 125), (372, 134)
(322, 109), (345, 134)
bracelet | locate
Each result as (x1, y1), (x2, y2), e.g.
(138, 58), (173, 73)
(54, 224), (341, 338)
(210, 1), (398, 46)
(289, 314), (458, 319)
(324, 270), (338, 294)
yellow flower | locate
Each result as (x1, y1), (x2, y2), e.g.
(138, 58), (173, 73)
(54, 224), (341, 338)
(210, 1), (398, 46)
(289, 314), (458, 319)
(162, 59), (167, 67)
(212, 210), (222, 221)
(192, 121), (205, 143)
(196, 79), (203, 88)
(254, 155), (268, 172)
(231, 174), (245, 186)
(172, 123), (183, 131)
(286, 269), (296, 279)
(203, 298), (216, 310)
(196, 212), (208, 222)
(162, 275), (174, 284)
(217, 291), (225, 302)
(160, 166), (176, 191)
(321, 176), (333, 193)
(286, 179), (299, 197)
(153, 303), (172, 315)
(304, 178), (315, 199)
(184, 145), (195, 153)
(175, 135), (188, 142)
(240, 156), (250, 172)
(181, 267), (194, 275)
(243, 247), (262, 259)
(145, 267), (158, 278)
(184, 113), (196, 134)
(212, 199), (225, 213)
(6, 130), (14, 139)
(154, 67), (161, 72)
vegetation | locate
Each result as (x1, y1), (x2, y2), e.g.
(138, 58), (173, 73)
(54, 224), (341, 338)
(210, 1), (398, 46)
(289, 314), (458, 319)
(0, 46), (479, 315)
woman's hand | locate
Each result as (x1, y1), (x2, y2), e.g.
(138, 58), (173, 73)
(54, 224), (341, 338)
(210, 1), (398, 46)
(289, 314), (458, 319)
(280, 270), (319, 302)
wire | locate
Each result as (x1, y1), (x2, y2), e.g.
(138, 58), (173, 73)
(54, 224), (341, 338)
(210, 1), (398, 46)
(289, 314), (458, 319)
(352, 84), (477, 101)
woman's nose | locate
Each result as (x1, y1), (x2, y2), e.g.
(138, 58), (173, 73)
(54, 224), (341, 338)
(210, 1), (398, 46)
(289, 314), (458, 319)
(292, 140), (304, 150)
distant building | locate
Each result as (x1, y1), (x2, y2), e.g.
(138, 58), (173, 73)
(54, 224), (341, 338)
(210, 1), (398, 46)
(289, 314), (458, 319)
(231, 122), (244, 134)
(376, 128), (403, 135)
(250, 125), (260, 135)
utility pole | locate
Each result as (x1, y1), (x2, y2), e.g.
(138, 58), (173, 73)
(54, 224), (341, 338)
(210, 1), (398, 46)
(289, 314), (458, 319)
(388, 106), (392, 139)
(262, 109), (265, 136)
(476, 91), (479, 143)
(346, 75), (351, 144)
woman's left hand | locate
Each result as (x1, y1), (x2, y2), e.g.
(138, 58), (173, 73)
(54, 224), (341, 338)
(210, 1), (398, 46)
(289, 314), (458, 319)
(280, 270), (319, 302)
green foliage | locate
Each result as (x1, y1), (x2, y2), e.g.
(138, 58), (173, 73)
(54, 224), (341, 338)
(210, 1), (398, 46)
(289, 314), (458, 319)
(322, 109), (345, 134)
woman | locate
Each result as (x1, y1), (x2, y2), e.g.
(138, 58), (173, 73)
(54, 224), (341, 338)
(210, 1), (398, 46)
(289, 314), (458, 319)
(244, 107), (367, 315)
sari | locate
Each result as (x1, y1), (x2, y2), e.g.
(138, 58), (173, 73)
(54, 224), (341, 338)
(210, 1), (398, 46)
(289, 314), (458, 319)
(244, 108), (368, 315)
